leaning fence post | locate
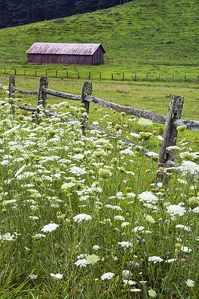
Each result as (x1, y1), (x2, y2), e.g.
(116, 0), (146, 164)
(158, 95), (184, 182)
(37, 77), (48, 107)
(81, 82), (92, 134)
(9, 75), (15, 98)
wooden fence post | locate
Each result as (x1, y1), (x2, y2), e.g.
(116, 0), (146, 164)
(9, 75), (15, 98)
(81, 82), (92, 134)
(158, 95), (184, 182)
(38, 77), (48, 107)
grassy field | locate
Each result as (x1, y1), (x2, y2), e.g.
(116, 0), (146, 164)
(0, 0), (198, 297)
(0, 0), (199, 80)
(0, 75), (198, 151)
(0, 83), (198, 298)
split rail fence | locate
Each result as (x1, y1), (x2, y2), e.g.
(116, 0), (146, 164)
(1, 75), (199, 182)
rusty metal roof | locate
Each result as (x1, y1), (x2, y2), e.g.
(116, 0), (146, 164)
(26, 43), (105, 55)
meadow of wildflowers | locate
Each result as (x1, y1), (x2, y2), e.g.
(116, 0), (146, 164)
(0, 92), (198, 298)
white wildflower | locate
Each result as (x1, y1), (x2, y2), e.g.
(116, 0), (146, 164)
(123, 280), (136, 286)
(73, 213), (92, 222)
(122, 270), (132, 277)
(146, 152), (159, 159)
(29, 216), (39, 220)
(69, 166), (86, 176)
(138, 191), (158, 204)
(138, 118), (153, 126)
(156, 135), (163, 141)
(74, 258), (89, 268)
(92, 245), (100, 251)
(192, 206), (199, 213)
(178, 161), (199, 176)
(181, 246), (192, 253)
(127, 192), (136, 199)
(148, 289), (157, 298)
(118, 241), (132, 248)
(167, 146), (181, 152)
(185, 279), (194, 288)
(73, 154), (84, 160)
(101, 272), (115, 281)
(130, 132), (141, 139)
(121, 222), (130, 227)
(16, 171), (35, 180)
(148, 256), (163, 263)
(133, 226), (145, 233)
(105, 204), (122, 211)
(0, 232), (17, 241)
(50, 273), (63, 279)
(116, 192), (123, 198)
(177, 179), (188, 185)
(29, 274), (38, 280)
(120, 148), (135, 155)
(167, 204), (186, 216)
(114, 215), (125, 221)
(33, 233), (46, 239)
(145, 215), (155, 223)
(176, 224), (191, 232)
(180, 152), (199, 161)
(41, 223), (59, 233)
(15, 165), (27, 177)
(165, 258), (177, 263)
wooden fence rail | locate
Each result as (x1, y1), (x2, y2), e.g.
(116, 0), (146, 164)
(1, 67), (199, 83)
(43, 88), (81, 101)
(84, 95), (167, 124)
(0, 75), (198, 184)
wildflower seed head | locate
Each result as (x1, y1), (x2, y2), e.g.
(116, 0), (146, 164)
(99, 168), (111, 179)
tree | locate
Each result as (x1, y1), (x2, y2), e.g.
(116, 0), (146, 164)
(0, 0), (133, 28)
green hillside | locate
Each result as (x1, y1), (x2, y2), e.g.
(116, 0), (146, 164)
(0, 0), (199, 74)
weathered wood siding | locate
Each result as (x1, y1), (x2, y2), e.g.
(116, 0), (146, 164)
(27, 48), (104, 65)
(92, 47), (104, 64)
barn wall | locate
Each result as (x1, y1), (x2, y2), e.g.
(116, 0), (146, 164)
(27, 54), (98, 65)
(92, 48), (104, 64)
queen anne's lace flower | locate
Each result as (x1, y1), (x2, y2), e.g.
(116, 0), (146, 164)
(181, 246), (192, 253)
(166, 204), (186, 216)
(148, 256), (163, 263)
(178, 161), (199, 176)
(192, 206), (199, 213)
(185, 279), (194, 287)
(138, 192), (158, 204)
(74, 258), (89, 268)
(101, 272), (115, 281)
(176, 224), (191, 232)
(50, 273), (63, 279)
(118, 241), (132, 248)
(73, 214), (92, 222)
(114, 215), (125, 221)
(41, 223), (59, 233)
(69, 166), (86, 176)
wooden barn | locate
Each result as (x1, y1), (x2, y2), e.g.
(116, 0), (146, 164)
(26, 42), (105, 65)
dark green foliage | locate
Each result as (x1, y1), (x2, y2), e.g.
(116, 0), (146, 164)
(0, 0), (132, 28)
